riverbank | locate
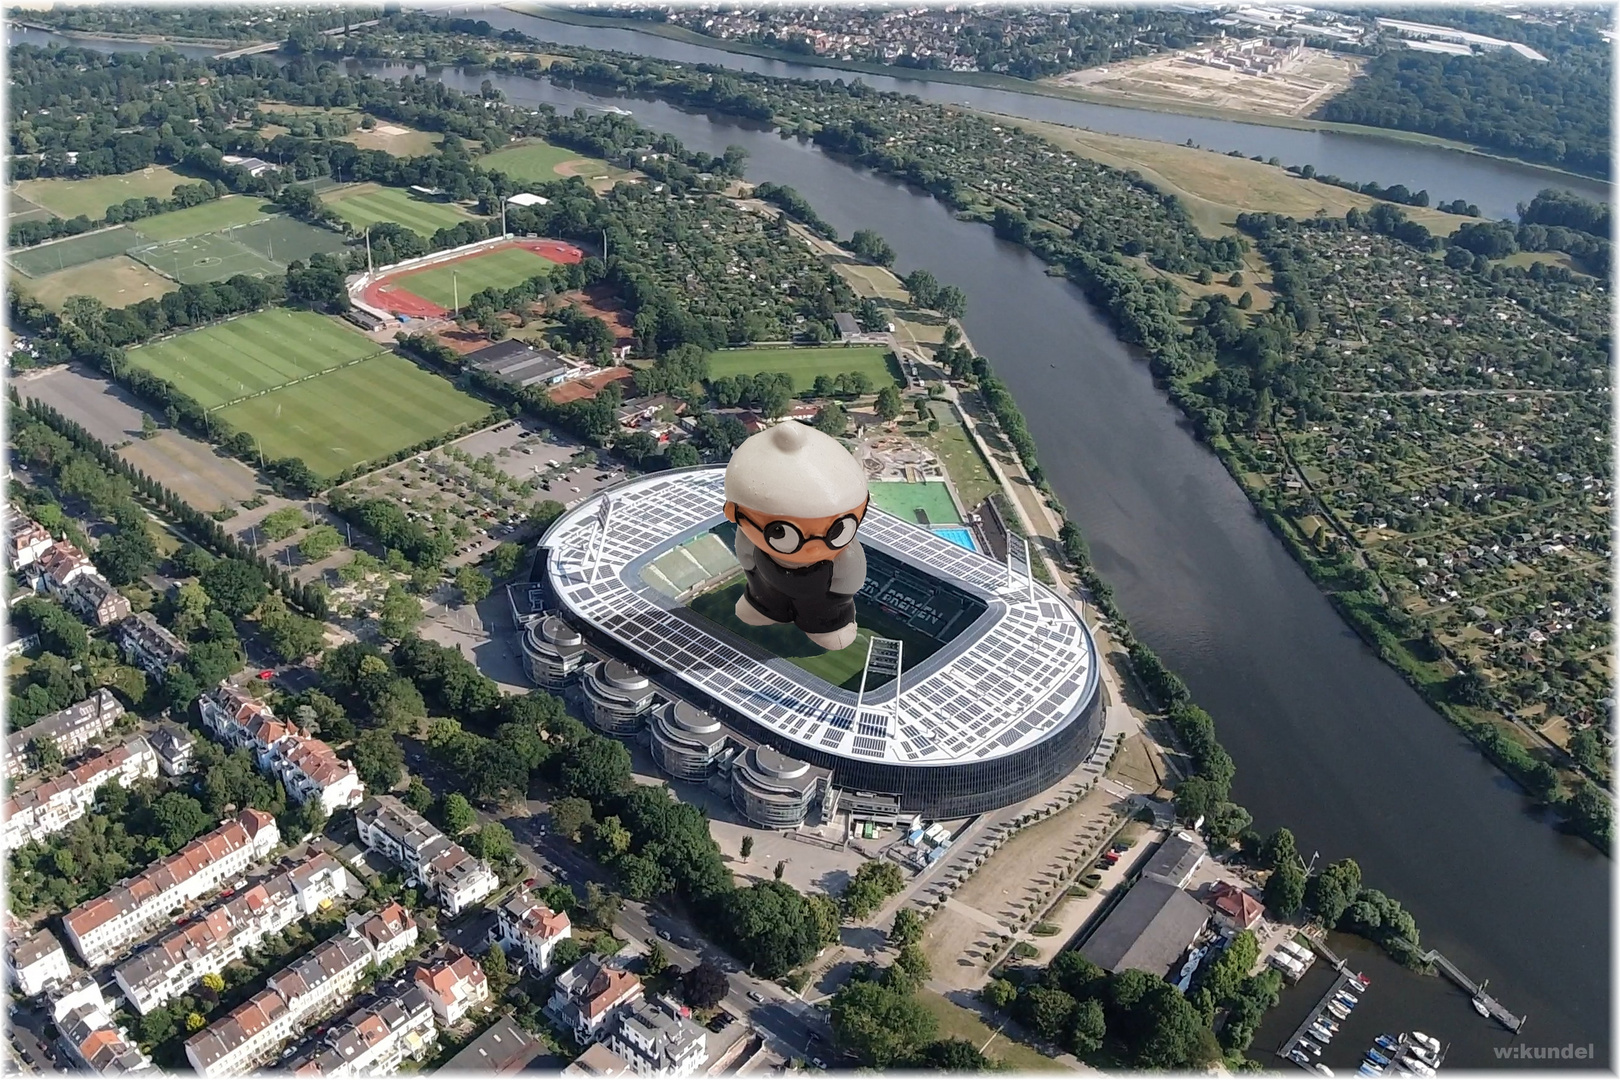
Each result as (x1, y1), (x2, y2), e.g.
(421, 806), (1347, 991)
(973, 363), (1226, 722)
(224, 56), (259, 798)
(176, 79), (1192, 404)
(508, 5), (1607, 187)
(9, 20), (242, 48)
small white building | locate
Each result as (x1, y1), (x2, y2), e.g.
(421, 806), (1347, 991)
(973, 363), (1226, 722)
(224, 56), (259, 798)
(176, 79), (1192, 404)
(8, 928), (71, 997)
(493, 889), (572, 974)
(8, 518), (54, 571)
(413, 947), (490, 1028)
(507, 192), (550, 207)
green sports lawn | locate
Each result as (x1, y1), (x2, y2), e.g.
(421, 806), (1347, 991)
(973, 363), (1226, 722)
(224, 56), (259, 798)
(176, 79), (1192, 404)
(129, 197), (277, 242)
(478, 140), (602, 180)
(708, 345), (898, 393)
(868, 480), (963, 525)
(324, 184), (474, 237)
(8, 227), (142, 277)
(396, 246), (563, 309)
(13, 166), (188, 220)
(687, 576), (940, 691)
(127, 308), (382, 409)
(215, 353), (492, 478)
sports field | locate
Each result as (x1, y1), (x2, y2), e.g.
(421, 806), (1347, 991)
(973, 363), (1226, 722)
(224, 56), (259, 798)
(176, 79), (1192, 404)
(323, 183), (474, 237)
(215, 353), (491, 478)
(14, 166), (189, 220)
(868, 481), (963, 526)
(231, 216), (350, 265)
(8, 227), (143, 277)
(129, 232), (282, 285)
(708, 345), (898, 393)
(479, 140), (609, 181)
(127, 308), (382, 409)
(129, 197), (276, 242)
(689, 575), (940, 691)
(17, 255), (175, 310)
(395, 246), (563, 309)
(8, 195), (53, 223)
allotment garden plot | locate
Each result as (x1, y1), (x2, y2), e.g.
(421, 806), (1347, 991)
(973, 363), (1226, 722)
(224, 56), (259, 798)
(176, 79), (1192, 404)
(126, 308), (382, 409)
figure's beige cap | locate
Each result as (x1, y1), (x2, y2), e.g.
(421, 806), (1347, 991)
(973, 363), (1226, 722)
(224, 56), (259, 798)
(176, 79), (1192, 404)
(725, 422), (868, 518)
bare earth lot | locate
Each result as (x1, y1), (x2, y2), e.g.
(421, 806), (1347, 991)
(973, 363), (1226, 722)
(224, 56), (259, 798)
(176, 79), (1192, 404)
(1049, 46), (1363, 118)
(17, 364), (263, 511)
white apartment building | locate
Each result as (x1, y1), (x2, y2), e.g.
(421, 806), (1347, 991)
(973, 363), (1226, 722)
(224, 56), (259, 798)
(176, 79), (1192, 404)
(3, 734), (156, 849)
(114, 611), (189, 679)
(8, 928), (70, 997)
(603, 998), (710, 1078)
(185, 900), (419, 1076)
(412, 947), (489, 1028)
(8, 517), (54, 571)
(355, 796), (499, 917)
(62, 809), (280, 967)
(493, 889), (572, 974)
(3, 688), (126, 780)
(34, 540), (95, 593)
(49, 976), (154, 1075)
(281, 984), (438, 1077)
(199, 684), (365, 815)
(114, 853), (349, 1015)
(547, 957), (644, 1045)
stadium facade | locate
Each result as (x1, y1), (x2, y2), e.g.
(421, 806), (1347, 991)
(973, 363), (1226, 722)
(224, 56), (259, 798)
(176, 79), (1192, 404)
(536, 468), (1103, 823)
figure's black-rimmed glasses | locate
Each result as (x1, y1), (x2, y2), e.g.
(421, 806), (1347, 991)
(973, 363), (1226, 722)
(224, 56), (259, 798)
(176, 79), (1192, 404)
(733, 501), (867, 556)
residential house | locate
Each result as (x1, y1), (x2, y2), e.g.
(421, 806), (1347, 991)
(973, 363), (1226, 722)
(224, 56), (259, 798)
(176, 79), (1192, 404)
(546, 957), (643, 1045)
(114, 853), (349, 1015)
(354, 796), (498, 917)
(345, 901), (419, 965)
(2, 734), (156, 849)
(602, 997), (709, 1078)
(199, 684), (364, 815)
(148, 725), (196, 777)
(1205, 881), (1265, 932)
(49, 976), (154, 1075)
(114, 612), (188, 679)
(443, 1017), (550, 1073)
(563, 1043), (634, 1077)
(8, 517), (54, 571)
(35, 540), (94, 593)
(412, 947), (489, 1028)
(493, 890), (572, 974)
(279, 983), (438, 1077)
(62, 810), (280, 968)
(64, 573), (131, 628)
(3, 688), (127, 780)
(8, 928), (70, 997)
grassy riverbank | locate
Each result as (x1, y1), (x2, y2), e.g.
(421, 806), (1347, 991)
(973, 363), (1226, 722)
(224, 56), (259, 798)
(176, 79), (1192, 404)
(511, 5), (1605, 185)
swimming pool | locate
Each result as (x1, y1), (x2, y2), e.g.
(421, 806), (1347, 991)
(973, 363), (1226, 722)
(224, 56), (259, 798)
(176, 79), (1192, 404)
(932, 526), (979, 552)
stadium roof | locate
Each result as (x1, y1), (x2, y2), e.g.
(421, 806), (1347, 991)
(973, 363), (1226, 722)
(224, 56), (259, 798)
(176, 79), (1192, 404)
(542, 468), (1097, 767)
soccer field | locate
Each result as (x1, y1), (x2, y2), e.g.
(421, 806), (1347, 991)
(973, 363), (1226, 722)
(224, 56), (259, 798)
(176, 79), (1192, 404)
(708, 346), (898, 393)
(8, 227), (142, 277)
(688, 576), (940, 691)
(127, 309), (382, 409)
(14, 166), (188, 220)
(129, 232), (282, 285)
(215, 353), (492, 478)
(19, 255), (174, 311)
(232, 216), (350, 265)
(478, 141), (607, 181)
(129, 197), (277, 242)
(395, 247), (563, 309)
(324, 184), (474, 237)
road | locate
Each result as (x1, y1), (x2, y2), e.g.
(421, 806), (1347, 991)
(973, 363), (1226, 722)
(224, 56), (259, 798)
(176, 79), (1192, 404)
(400, 741), (833, 1064)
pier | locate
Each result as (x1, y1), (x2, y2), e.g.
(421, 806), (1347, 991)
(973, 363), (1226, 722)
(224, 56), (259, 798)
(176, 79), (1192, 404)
(1276, 969), (1363, 1068)
(1416, 949), (1527, 1033)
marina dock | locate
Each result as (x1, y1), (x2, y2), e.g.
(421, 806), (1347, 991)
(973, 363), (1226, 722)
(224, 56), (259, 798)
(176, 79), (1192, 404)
(1276, 969), (1363, 1067)
(1415, 949), (1527, 1033)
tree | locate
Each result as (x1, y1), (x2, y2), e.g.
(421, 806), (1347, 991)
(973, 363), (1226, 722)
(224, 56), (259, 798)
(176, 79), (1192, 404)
(31, 735), (63, 773)
(186, 1012), (206, 1033)
(490, 542), (524, 579)
(471, 823), (516, 862)
(1173, 776), (1222, 824)
(482, 942), (514, 1002)
(150, 792), (210, 849)
(813, 401), (848, 435)
(1261, 828), (1297, 870)
(583, 882), (623, 931)
(350, 729), (404, 792)
(1304, 858), (1362, 928)
(645, 940), (669, 975)
(739, 835), (754, 861)
(874, 385), (903, 422)
(831, 979), (938, 1067)
(895, 942), (931, 982)
(551, 796), (595, 840)
(681, 961), (730, 1008)
(1204, 801), (1252, 847)
(916, 1038), (991, 1071)
(1070, 997), (1106, 1055)
(201, 972), (226, 994)
(773, 861), (785, 881)
(849, 229), (896, 266)
(982, 978), (1017, 1011)
(560, 736), (631, 802)
(890, 908), (924, 949)
(298, 525), (343, 562)
(455, 565), (491, 605)
(843, 860), (905, 919)
(441, 793), (476, 835)
(1264, 859), (1307, 917)
(200, 558), (267, 619)
(377, 584), (421, 641)
(96, 524), (158, 585)
(1018, 986), (1076, 1042)
(404, 777), (435, 813)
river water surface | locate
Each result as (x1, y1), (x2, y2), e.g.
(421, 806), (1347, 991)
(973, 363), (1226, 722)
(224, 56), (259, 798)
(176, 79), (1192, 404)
(9, 22), (1612, 1067)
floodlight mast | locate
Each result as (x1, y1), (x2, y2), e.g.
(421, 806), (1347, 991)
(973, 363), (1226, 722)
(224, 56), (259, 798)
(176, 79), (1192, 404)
(587, 495), (614, 583)
(856, 636), (905, 738)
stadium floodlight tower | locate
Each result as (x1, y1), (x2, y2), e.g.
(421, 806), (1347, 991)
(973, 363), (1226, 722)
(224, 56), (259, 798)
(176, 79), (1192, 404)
(855, 636), (904, 737)
(586, 493), (615, 583)
(1005, 535), (1035, 603)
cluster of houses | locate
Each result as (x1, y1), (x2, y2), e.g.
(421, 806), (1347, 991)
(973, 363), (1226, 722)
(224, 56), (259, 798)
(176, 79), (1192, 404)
(354, 795), (501, 917)
(198, 683), (365, 817)
(12, 520), (132, 629)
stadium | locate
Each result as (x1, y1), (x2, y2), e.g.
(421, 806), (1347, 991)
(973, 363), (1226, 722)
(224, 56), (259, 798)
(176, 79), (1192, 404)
(347, 234), (584, 321)
(535, 467), (1103, 824)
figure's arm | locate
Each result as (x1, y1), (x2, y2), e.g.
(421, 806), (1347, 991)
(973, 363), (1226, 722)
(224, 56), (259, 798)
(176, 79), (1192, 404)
(828, 542), (866, 597)
(733, 527), (759, 571)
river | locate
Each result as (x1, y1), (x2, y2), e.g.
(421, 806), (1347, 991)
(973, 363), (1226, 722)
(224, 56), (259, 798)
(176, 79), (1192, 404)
(10, 23), (1612, 1068)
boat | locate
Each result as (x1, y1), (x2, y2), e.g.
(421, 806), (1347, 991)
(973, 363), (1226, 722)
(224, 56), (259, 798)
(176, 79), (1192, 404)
(1337, 990), (1361, 1005)
(1366, 1049), (1391, 1067)
(1291, 1050), (1312, 1067)
(1351, 974), (1370, 991)
(1407, 1046), (1440, 1068)
(1375, 1035), (1400, 1053)
(1399, 1058), (1435, 1077)
(1357, 1065), (1383, 1077)
(1472, 996), (1491, 1017)
(1309, 1029), (1335, 1046)
(1299, 1039), (1322, 1056)
(1316, 1017), (1340, 1032)
(1329, 1002), (1352, 1020)
(1312, 1065), (1334, 1078)
(1410, 1033), (1440, 1054)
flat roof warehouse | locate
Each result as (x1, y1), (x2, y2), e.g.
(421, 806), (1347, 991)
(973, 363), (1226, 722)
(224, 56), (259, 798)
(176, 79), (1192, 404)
(537, 468), (1104, 818)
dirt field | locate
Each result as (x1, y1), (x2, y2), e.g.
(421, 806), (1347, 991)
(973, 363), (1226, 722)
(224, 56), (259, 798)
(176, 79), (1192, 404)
(1050, 45), (1362, 119)
(17, 364), (267, 511)
(17, 254), (176, 310)
(566, 285), (637, 343)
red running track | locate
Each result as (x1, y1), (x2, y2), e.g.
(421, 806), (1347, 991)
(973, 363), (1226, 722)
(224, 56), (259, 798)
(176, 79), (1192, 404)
(358, 238), (586, 318)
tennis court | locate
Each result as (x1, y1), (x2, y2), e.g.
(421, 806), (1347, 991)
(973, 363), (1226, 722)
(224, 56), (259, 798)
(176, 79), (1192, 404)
(128, 232), (281, 285)
(9, 227), (142, 277)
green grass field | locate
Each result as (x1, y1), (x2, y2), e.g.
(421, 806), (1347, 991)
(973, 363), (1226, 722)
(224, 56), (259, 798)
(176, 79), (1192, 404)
(688, 575), (939, 691)
(129, 197), (276, 242)
(8, 227), (143, 277)
(14, 166), (189, 220)
(215, 353), (492, 478)
(231, 216), (351, 265)
(868, 480), (963, 526)
(323, 184), (474, 237)
(708, 345), (898, 393)
(478, 140), (604, 180)
(127, 309), (382, 409)
(396, 246), (564, 309)
(128, 233), (281, 285)
(7, 195), (53, 223)
(18, 255), (175, 311)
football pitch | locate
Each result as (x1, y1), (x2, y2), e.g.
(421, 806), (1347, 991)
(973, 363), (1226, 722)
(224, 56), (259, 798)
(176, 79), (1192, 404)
(13, 166), (188, 220)
(708, 345), (898, 393)
(215, 353), (492, 478)
(323, 184), (474, 237)
(395, 247), (564, 309)
(688, 576), (940, 691)
(8, 227), (143, 277)
(126, 309), (382, 409)
(130, 197), (276, 242)
(129, 232), (281, 285)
